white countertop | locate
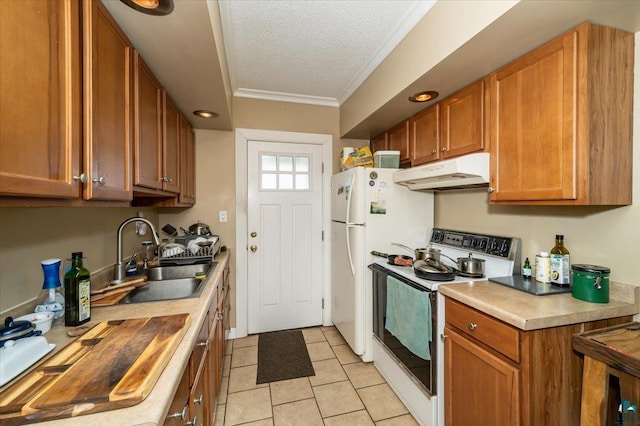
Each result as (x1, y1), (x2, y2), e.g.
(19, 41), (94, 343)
(0, 251), (229, 425)
(438, 279), (639, 330)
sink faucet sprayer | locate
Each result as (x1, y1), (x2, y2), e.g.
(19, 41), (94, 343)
(114, 217), (160, 283)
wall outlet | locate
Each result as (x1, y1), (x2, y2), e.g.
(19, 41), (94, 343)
(219, 210), (228, 223)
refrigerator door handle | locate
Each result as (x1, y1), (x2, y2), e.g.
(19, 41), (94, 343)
(346, 224), (357, 276)
(345, 172), (356, 226)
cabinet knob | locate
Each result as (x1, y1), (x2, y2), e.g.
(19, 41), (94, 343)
(251, 231), (257, 238)
(431, 149), (437, 155)
(440, 334), (447, 341)
(250, 244), (258, 252)
(185, 415), (198, 426)
(468, 323), (477, 331)
(73, 173), (88, 183)
(162, 176), (173, 183)
(441, 147), (447, 152)
(197, 340), (208, 347)
(487, 186), (496, 193)
(92, 176), (106, 185)
(194, 394), (204, 405)
(166, 405), (188, 420)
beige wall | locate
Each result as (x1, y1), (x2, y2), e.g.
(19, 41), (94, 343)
(0, 207), (158, 312)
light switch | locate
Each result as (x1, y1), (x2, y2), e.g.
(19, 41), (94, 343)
(219, 210), (228, 223)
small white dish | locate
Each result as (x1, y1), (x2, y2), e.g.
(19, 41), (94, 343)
(16, 312), (54, 334)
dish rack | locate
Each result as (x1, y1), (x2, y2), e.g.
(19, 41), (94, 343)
(158, 236), (220, 266)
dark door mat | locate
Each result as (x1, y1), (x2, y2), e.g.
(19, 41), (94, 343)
(256, 329), (315, 384)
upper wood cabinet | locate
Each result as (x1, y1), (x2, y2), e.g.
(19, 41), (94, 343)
(388, 120), (411, 164)
(133, 51), (163, 191)
(440, 79), (487, 160)
(0, 0), (133, 203)
(0, 1), (82, 199)
(162, 93), (181, 194)
(410, 104), (440, 166)
(489, 22), (633, 205)
(369, 133), (388, 154)
(83, 0), (133, 201)
(179, 116), (196, 205)
(133, 50), (180, 195)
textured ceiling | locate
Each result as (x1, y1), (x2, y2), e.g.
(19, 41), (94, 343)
(219, 0), (436, 106)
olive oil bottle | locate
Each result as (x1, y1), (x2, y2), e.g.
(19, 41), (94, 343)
(64, 252), (91, 326)
(550, 235), (570, 286)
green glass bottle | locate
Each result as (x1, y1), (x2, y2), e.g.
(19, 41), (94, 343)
(64, 252), (91, 326)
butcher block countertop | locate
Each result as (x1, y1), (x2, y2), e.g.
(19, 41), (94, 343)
(438, 280), (639, 331)
(0, 250), (229, 426)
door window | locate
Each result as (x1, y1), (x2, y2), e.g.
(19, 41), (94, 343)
(260, 154), (311, 190)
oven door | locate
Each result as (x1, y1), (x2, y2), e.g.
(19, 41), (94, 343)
(370, 263), (437, 395)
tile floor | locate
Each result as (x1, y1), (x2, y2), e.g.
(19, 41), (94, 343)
(215, 326), (419, 425)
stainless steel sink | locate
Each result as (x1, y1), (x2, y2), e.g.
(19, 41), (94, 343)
(118, 262), (215, 304)
(146, 262), (213, 281)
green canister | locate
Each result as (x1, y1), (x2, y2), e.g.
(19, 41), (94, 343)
(571, 264), (610, 303)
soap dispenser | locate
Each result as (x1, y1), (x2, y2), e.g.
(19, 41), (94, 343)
(34, 258), (65, 320)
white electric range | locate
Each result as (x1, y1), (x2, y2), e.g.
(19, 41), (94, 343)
(370, 228), (520, 426)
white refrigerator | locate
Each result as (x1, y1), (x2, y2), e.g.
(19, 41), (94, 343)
(331, 167), (434, 361)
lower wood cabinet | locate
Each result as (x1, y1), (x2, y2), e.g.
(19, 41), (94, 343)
(444, 298), (632, 426)
(164, 262), (230, 426)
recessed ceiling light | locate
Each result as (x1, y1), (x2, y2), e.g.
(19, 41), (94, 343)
(120, 0), (174, 16)
(193, 110), (218, 119)
(409, 91), (439, 103)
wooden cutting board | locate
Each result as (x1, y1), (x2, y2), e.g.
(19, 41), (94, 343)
(0, 314), (190, 424)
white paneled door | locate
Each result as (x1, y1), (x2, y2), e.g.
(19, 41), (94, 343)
(247, 140), (324, 333)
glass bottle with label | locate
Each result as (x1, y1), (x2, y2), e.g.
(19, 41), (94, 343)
(550, 235), (570, 286)
(522, 258), (532, 279)
(64, 252), (91, 326)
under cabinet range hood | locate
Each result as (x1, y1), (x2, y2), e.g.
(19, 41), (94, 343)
(394, 152), (490, 191)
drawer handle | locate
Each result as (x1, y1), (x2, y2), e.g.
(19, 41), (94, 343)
(468, 323), (477, 331)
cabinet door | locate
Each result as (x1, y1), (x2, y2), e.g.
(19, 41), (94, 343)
(0, 0), (82, 198)
(133, 51), (163, 190)
(441, 79), (486, 159)
(83, 0), (132, 201)
(369, 133), (388, 154)
(388, 121), (410, 163)
(163, 93), (181, 193)
(189, 345), (208, 426)
(179, 116), (196, 204)
(410, 104), (440, 166)
(489, 31), (577, 202)
(445, 326), (520, 426)
(164, 367), (189, 425)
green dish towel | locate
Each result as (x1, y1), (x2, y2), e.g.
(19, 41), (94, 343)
(385, 275), (432, 360)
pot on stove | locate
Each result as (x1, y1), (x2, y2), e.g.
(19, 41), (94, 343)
(441, 252), (485, 277)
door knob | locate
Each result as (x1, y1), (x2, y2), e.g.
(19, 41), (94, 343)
(251, 232), (257, 237)
(250, 245), (258, 252)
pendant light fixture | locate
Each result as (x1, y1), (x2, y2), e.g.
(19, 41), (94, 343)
(120, 0), (174, 16)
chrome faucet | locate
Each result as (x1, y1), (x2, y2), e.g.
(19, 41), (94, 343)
(114, 217), (160, 283)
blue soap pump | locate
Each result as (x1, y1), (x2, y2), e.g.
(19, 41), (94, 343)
(35, 258), (65, 320)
